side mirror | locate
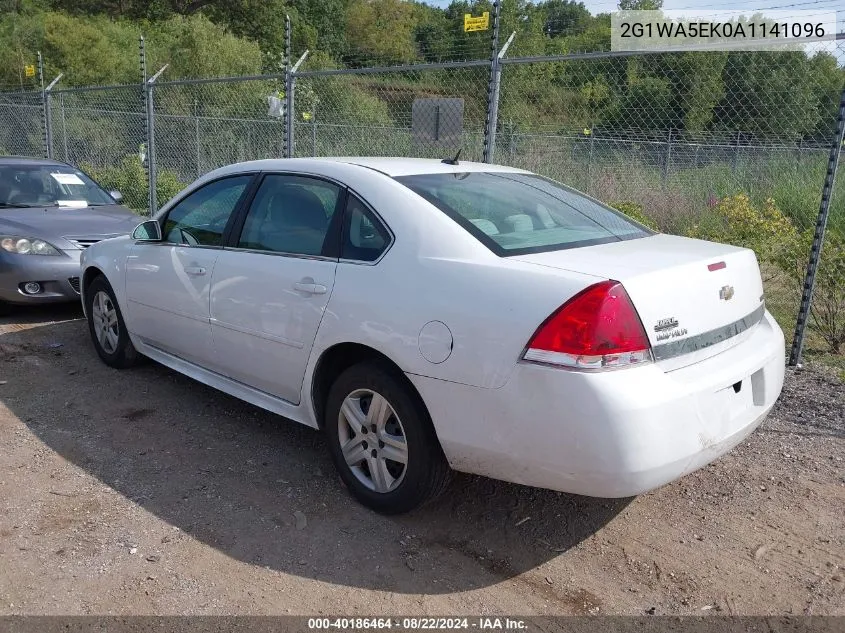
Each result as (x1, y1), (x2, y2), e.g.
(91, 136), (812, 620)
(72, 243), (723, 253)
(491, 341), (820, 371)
(132, 220), (162, 242)
(109, 190), (124, 204)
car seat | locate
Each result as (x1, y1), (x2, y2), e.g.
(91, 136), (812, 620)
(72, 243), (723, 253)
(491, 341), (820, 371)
(253, 185), (329, 255)
(8, 173), (48, 205)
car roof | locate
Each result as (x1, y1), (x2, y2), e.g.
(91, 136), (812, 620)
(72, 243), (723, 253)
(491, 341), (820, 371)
(321, 157), (531, 177)
(212, 157), (532, 179)
(0, 155), (72, 167)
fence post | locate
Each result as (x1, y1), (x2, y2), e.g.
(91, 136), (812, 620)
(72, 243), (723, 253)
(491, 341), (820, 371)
(481, 2), (502, 163)
(286, 50), (309, 159)
(43, 74), (63, 160)
(194, 99), (201, 178)
(37, 52), (49, 159)
(662, 128), (672, 185)
(788, 86), (845, 367)
(140, 36), (150, 214)
(60, 93), (69, 162)
(732, 130), (741, 172)
(146, 65), (169, 215)
(311, 102), (318, 157)
(283, 15), (292, 158)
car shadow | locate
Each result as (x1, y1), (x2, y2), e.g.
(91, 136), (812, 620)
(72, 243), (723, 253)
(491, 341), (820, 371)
(0, 314), (630, 594)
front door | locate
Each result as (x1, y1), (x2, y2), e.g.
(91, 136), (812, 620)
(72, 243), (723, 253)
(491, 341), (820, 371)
(125, 174), (253, 367)
(209, 174), (344, 403)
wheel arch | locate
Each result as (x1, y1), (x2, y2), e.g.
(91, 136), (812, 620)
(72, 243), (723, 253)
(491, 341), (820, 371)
(82, 265), (105, 294)
(80, 265), (106, 315)
(310, 342), (431, 431)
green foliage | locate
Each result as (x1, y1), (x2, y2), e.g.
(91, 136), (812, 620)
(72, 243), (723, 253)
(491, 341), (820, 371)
(0, 9), (261, 87)
(346, 0), (418, 65)
(145, 14), (262, 79)
(778, 230), (845, 354)
(609, 201), (658, 230)
(82, 155), (185, 214)
(686, 193), (844, 354)
(688, 193), (799, 266)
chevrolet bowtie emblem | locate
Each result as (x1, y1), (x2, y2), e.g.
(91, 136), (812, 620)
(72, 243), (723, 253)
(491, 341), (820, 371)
(719, 285), (735, 301)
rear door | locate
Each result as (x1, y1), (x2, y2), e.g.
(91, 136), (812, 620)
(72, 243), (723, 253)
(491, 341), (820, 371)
(125, 174), (254, 367)
(208, 173), (344, 403)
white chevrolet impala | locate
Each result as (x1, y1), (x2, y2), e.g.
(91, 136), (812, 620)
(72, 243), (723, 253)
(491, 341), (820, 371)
(80, 158), (785, 513)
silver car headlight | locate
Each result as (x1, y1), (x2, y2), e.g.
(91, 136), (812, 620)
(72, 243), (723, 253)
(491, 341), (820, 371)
(0, 235), (62, 255)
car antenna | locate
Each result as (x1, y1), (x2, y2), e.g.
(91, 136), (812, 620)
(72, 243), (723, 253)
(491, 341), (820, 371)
(441, 149), (461, 165)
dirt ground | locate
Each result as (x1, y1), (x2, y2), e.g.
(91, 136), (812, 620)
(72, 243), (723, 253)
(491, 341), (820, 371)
(0, 305), (842, 616)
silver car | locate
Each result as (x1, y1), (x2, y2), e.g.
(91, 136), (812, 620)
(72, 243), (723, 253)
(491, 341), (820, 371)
(0, 156), (142, 314)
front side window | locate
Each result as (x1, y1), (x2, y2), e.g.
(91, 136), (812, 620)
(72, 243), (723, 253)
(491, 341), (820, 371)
(238, 174), (341, 256)
(162, 175), (252, 246)
(395, 172), (651, 256)
(341, 194), (390, 262)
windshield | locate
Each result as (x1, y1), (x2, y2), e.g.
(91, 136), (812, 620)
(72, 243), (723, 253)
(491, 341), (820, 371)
(395, 172), (652, 256)
(0, 164), (115, 208)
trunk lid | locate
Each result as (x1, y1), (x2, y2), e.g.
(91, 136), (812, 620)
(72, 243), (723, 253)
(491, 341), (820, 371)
(512, 234), (766, 370)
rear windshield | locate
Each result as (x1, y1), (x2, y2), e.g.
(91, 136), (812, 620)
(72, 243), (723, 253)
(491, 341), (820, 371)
(395, 172), (651, 256)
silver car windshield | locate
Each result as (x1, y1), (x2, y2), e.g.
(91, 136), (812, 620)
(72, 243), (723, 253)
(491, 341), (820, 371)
(0, 164), (114, 208)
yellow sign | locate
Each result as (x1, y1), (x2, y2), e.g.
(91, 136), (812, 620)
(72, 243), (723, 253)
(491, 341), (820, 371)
(463, 11), (489, 32)
(24, 64), (35, 78)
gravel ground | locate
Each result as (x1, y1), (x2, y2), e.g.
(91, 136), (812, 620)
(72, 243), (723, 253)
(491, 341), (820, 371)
(0, 305), (842, 616)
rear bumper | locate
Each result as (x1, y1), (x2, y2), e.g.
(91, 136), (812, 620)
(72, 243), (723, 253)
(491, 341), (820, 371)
(0, 250), (82, 305)
(409, 310), (786, 498)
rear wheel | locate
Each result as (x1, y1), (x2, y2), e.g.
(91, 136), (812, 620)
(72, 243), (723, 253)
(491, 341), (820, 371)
(324, 362), (451, 514)
(85, 275), (140, 369)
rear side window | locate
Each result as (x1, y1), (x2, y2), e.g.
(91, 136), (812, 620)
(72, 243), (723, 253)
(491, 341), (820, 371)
(395, 172), (650, 256)
(341, 194), (390, 262)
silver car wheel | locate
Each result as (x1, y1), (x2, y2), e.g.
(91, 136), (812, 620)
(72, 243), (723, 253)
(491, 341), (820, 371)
(338, 389), (408, 493)
(91, 290), (119, 354)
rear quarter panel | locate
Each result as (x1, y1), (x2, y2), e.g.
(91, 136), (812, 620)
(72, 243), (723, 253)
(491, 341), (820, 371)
(309, 168), (601, 389)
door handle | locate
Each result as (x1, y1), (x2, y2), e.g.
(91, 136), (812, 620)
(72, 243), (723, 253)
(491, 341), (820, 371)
(184, 266), (207, 276)
(293, 281), (328, 295)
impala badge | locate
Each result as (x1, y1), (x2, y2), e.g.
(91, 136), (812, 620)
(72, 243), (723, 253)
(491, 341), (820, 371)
(719, 285), (735, 301)
(654, 317), (679, 333)
(654, 317), (687, 341)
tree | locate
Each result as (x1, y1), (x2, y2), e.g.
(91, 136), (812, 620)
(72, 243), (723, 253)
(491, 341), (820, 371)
(618, 0), (662, 9)
(345, 0), (417, 64)
(541, 0), (591, 38)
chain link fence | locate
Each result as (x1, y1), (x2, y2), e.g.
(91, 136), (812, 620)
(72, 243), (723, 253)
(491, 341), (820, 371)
(0, 90), (43, 157)
(153, 76), (287, 183)
(44, 85), (148, 211)
(292, 62), (491, 161)
(497, 49), (845, 361)
(1, 39), (843, 364)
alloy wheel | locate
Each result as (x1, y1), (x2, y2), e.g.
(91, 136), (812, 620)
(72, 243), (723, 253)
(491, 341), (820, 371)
(338, 388), (408, 493)
(91, 290), (119, 354)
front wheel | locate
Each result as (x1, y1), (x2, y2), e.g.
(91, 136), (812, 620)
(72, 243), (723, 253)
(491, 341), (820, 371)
(85, 275), (141, 369)
(324, 361), (451, 514)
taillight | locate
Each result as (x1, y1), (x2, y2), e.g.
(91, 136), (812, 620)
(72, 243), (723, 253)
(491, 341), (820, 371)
(522, 280), (653, 370)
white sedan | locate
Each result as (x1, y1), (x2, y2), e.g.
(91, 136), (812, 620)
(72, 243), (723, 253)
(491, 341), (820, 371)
(80, 158), (785, 514)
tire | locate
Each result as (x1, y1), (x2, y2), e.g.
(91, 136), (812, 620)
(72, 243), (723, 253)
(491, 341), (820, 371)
(0, 301), (11, 317)
(85, 275), (141, 369)
(324, 361), (452, 514)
